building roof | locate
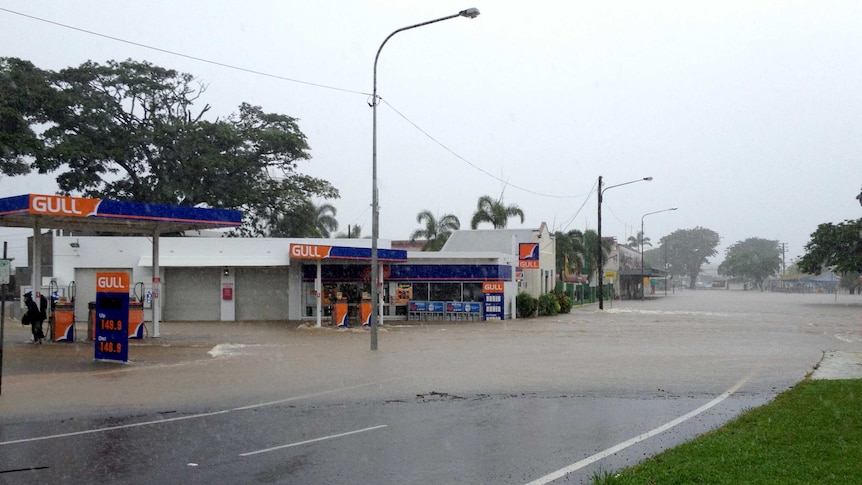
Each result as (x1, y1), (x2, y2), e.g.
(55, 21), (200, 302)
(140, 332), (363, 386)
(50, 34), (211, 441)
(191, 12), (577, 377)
(441, 225), (549, 253)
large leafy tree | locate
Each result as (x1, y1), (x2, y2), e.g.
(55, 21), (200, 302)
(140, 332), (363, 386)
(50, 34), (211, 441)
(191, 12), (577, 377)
(470, 195), (524, 229)
(798, 219), (862, 275)
(660, 227), (720, 289)
(410, 210), (460, 251)
(0, 58), (56, 175)
(0, 57), (338, 235)
(718, 237), (781, 290)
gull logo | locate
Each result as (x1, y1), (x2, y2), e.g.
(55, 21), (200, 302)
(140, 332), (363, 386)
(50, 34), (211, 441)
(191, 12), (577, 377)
(30, 194), (101, 217)
(290, 244), (332, 260)
(97, 272), (129, 292)
(518, 243), (540, 269)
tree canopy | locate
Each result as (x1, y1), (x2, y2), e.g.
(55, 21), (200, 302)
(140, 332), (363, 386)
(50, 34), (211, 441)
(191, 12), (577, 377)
(660, 227), (720, 289)
(410, 210), (460, 251)
(470, 195), (524, 229)
(798, 219), (862, 275)
(718, 237), (781, 290)
(0, 57), (338, 235)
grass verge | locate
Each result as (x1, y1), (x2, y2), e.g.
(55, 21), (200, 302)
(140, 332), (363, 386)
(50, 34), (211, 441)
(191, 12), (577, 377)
(594, 379), (862, 485)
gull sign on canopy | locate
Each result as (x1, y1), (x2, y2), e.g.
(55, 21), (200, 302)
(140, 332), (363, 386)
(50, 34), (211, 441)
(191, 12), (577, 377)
(0, 193), (242, 233)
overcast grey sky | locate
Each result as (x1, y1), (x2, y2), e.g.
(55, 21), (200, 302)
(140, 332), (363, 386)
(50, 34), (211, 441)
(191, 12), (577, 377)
(1, 1), (860, 267)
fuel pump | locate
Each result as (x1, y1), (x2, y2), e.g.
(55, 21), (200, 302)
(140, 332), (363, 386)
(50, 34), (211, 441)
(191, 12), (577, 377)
(129, 282), (146, 339)
(53, 280), (76, 342)
(48, 279), (58, 339)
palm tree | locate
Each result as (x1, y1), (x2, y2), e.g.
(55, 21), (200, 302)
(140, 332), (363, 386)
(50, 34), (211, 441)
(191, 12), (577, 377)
(555, 230), (587, 278)
(582, 229), (612, 283)
(314, 203), (338, 238)
(470, 195), (524, 229)
(335, 225), (362, 238)
(410, 210), (460, 251)
(626, 231), (651, 250)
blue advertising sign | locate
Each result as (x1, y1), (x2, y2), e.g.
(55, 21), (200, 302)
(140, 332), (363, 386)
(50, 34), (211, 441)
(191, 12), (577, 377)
(94, 272), (130, 362)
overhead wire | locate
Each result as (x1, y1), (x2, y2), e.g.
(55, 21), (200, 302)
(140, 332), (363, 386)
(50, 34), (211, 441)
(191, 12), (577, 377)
(0, 7), (367, 96)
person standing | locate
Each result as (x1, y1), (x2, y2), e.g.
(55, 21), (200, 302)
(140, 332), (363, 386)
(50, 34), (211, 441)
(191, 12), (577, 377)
(24, 292), (44, 343)
(38, 292), (49, 341)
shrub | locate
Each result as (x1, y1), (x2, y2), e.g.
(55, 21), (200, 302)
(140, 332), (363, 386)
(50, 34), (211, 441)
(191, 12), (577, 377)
(516, 292), (537, 318)
(537, 293), (560, 316)
(557, 292), (572, 313)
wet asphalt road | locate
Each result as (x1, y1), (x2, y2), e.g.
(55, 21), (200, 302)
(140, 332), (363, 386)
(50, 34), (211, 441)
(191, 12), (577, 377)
(1, 290), (861, 484)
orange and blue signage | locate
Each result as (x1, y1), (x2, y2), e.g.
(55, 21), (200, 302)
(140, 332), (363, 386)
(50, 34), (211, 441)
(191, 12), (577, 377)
(289, 244), (407, 262)
(94, 272), (130, 362)
(0, 194), (241, 227)
(360, 301), (372, 327)
(334, 301), (349, 328)
(518, 242), (540, 269)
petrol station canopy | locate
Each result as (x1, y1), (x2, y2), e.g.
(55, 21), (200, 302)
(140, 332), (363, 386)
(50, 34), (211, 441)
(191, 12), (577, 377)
(0, 193), (242, 338)
(0, 193), (241, 235)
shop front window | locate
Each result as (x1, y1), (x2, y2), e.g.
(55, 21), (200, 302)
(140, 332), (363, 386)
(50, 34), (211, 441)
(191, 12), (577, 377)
(463, 282), (483, 302)
(430, 282), (460, 301)
(413, 283), (429, 301)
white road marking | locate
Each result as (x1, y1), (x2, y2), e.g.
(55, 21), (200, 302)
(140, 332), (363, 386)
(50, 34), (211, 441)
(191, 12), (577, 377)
(524, 372), (754, 485)
(0, 380), (397, 447)
(239, 425), (388, 457)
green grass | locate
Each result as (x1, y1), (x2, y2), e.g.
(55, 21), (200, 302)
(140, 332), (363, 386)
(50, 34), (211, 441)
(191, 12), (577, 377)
(594, 379), (862, 485)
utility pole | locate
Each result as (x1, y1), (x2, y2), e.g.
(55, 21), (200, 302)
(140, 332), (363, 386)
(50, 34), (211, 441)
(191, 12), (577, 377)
(1, 242), (8, 395)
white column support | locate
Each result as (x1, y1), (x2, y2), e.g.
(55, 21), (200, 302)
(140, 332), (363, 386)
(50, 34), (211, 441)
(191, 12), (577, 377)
(151, 230), (161, 338)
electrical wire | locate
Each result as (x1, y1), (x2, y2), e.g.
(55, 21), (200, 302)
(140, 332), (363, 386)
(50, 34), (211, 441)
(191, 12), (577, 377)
(380, 99), (589, 200)
(1, 6), (596, 209)
(0, 7), (367, 96)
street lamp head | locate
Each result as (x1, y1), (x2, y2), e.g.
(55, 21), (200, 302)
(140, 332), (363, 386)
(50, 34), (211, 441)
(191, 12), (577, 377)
(644, 177), (654, 181)
(670, 207), (678, 211)
(460, 8), (481, 18)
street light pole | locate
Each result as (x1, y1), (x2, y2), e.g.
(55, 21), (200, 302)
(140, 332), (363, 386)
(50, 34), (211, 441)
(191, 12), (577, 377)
(371, 8), (479, 350)
(597, 175), (653, 309)
(640, 207), (677, 301)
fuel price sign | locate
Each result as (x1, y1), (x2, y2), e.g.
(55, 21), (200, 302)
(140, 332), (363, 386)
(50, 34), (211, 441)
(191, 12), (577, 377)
(94, 272), (130, 362)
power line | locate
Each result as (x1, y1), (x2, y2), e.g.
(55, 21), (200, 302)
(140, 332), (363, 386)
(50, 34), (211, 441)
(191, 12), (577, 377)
(381, 100), (588, 200)
(0, 7), (367, 96)
(2, 6), (595, 204)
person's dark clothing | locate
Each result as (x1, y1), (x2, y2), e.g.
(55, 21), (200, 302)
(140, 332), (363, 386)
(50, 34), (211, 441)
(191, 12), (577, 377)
(39, 294), (48, 321)
(24, 294), (44, 343)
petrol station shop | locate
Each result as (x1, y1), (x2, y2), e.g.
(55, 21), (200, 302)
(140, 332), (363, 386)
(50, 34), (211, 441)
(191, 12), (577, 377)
(33, 234), (520, 327)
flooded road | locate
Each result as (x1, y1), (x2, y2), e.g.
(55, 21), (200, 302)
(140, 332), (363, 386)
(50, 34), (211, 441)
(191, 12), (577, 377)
(2, 290), (860, 483)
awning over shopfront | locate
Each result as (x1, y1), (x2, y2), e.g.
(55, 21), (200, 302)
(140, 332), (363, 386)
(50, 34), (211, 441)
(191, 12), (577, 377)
(289, 243), (407, 262)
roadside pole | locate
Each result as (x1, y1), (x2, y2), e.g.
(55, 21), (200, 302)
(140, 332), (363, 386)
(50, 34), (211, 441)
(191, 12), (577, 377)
(0, 242), (10, 395)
